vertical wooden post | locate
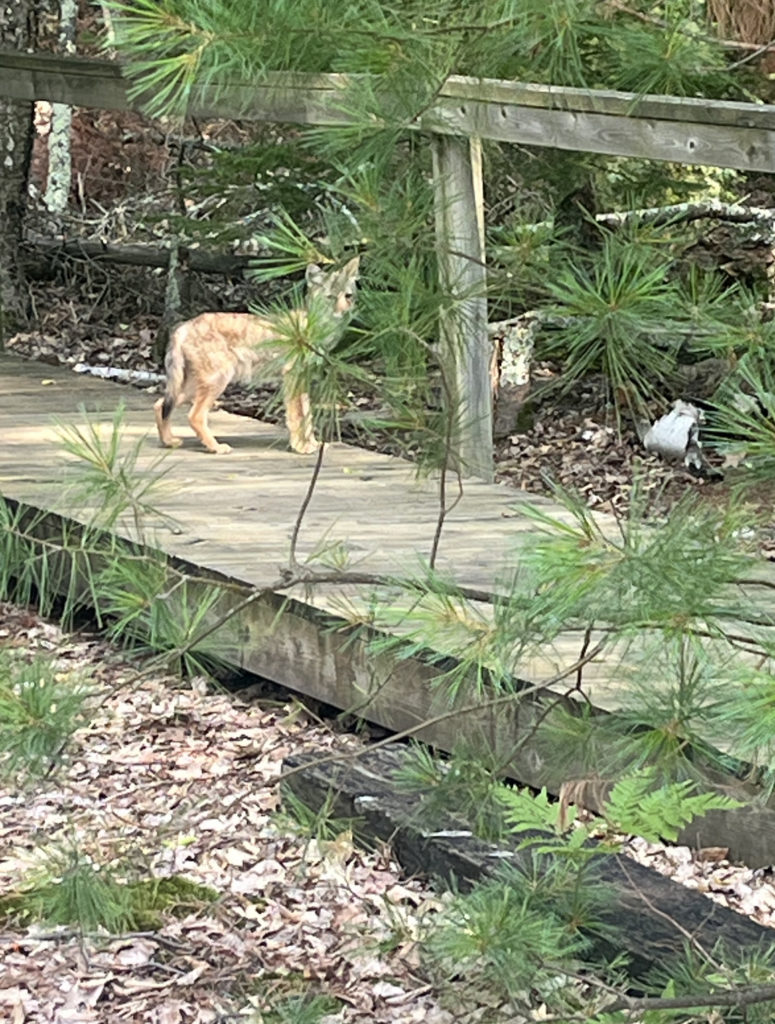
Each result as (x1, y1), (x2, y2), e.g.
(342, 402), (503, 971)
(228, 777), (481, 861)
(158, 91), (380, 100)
(432, 133), (492, 481)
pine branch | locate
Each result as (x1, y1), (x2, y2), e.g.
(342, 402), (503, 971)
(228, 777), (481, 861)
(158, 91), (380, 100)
(605, 983), (775, 1015)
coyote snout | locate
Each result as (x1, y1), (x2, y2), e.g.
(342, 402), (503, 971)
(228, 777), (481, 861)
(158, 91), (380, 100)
(154, 257), (360, 455)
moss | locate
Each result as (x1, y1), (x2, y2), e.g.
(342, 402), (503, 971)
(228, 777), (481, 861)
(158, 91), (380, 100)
(0, 873), (220, 931)
(124, 875), (221, 928)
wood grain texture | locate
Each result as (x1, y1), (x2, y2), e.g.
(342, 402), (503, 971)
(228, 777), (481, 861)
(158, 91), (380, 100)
(4, 354), (775, 865)
(432, 134), (492, 480)
(4, 51), (775, 169)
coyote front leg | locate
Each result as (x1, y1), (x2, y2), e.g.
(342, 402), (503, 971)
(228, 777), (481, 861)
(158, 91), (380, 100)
(189, 388), (232, 454)
(284, 387), (319, 455)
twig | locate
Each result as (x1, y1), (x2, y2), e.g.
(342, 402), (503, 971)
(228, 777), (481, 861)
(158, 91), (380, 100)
(605, 985), (775, 1014)
(614, 856), (724, 970)
(727, 39), (775, 70)
(575, 623), (594, 691)
(429, 343), (464, 569)
(288, 438), (326, 570)
(537, 981), (775, 1022)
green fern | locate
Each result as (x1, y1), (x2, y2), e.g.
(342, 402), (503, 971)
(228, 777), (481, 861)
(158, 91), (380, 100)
(499, 785), (570, 836)
(604, 768), (742, 843)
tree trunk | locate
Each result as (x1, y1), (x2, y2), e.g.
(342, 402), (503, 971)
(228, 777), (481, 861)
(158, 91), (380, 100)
(44, 0), (78, 214)
(0, 0), (35, 346)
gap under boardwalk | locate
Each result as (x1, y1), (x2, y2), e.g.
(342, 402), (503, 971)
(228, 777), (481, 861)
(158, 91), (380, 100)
(3, 350), (775, 864)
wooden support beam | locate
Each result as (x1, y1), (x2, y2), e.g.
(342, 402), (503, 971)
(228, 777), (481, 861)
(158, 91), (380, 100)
(432, 134), (492, 481)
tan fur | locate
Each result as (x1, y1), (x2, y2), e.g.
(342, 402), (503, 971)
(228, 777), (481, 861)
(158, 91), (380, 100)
(154, 257), (360, 455)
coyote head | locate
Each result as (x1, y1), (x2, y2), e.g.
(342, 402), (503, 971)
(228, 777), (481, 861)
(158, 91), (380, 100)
(305, 256), (361, 319)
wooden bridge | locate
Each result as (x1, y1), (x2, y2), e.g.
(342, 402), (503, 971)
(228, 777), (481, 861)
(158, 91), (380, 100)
(2, 349), (775, 864)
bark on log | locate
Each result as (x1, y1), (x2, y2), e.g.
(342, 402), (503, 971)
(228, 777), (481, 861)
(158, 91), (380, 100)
(283, 746), (773, 978)
(24, 236), (255, 276)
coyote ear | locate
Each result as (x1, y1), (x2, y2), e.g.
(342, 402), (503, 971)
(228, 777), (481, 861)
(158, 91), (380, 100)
(343, 255), (361, 279)
(305, 264), (326, 288)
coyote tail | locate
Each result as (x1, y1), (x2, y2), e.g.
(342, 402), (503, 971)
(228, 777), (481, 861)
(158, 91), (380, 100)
(160, 327), (187, 420)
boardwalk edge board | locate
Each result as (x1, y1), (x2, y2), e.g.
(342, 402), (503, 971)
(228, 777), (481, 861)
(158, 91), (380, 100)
(5, 489), (775, 867)
(283, 747), (773, 976)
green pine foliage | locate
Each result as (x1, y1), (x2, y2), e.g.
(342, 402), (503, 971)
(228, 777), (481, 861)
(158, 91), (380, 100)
(277, 786), (359, 843)
(0, 651), (92, 782)
(6, 848), (137, 933)
(518, 481), (755, 635)
(57, 404), (177, 539)
(0, 497), (113, 628)
(647, 945), (775, 1024)
(425, 871), (591, 1010)
(93, 556), (231, 677)
(2, 847), (219, 933)
(249, 989), (342, 1024)
(541, 232), (684, 403)
(394, 742), (513, 840)
(106, 0), (742, 117)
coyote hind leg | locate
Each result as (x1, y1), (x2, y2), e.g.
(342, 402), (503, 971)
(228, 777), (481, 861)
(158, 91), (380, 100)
(189, 388), (231, 454)
(155, 395), (183, 448)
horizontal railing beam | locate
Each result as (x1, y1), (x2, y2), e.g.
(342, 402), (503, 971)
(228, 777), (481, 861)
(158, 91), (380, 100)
(2, 50), (775, 170)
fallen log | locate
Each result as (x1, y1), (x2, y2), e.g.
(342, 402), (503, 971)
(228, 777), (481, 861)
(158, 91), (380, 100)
(24, 236), (255, 276)
(283, 746), (773, 978)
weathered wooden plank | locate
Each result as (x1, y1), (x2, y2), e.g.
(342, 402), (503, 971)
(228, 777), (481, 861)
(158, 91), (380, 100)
(4, 50), (775, 171)
(284, 748), (774, 976)
(6, 50), (775, 130)
(422, 97), (775, 172)
(441, 75), (775, 130)
(0, 48), (129, 110)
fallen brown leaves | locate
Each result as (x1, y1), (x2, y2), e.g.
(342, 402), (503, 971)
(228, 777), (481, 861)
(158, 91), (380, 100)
(4, 601), (775, 1022)
(0, 603), (454, 1024)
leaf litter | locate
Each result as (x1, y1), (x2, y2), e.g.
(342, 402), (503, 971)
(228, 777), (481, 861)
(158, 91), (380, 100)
(3, 600), (775, 1024)
(0, 603), (456, 1024)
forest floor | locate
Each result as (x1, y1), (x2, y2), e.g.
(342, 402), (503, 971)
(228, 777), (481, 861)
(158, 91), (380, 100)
(3, 600), (775, 1024)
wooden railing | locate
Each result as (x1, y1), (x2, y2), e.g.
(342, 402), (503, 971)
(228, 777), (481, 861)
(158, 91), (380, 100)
(4, 49), (775, 478)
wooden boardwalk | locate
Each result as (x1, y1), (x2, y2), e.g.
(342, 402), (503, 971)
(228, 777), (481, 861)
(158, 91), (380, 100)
(3, 350), (775, 863)
(0, 350), (611, 687)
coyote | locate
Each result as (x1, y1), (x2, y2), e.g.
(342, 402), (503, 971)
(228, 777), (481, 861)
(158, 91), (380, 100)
(154, 257), (360, 455)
